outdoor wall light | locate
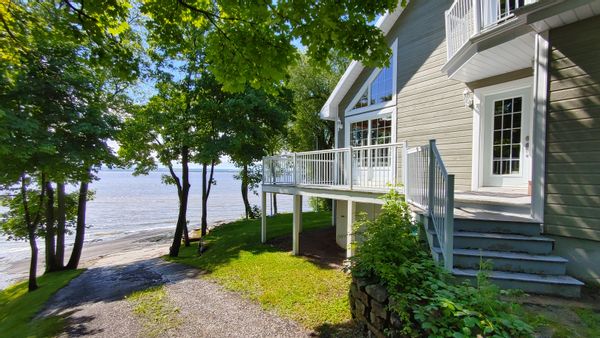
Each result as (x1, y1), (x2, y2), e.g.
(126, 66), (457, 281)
(336, 117), (343, 130)
(463, 88), (474, 109)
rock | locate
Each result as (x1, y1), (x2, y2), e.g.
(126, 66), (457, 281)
(350, 283), (358, 298)
(369, 311), (386, 333)
(355, 299), (367, 317)
(370, 300), (388, 320)
(356, 278), (370, 291)
(365, 284), (389, 303)
(357, 289), (370, 305)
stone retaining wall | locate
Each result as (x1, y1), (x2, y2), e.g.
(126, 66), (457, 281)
(349, 278), (400, 337)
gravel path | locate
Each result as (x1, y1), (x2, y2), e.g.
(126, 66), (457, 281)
(40, 239), (310, 338)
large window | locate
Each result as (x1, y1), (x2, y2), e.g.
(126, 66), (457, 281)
(350, 117), (392, 167)
(352, 61), (394, 111)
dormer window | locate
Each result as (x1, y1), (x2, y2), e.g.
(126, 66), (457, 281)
(348, 39), (397, 114)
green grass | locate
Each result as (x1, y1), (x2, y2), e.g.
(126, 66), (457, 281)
(0, 269), (84, 338)
(127, 285), (182, 337)
(167, 211), (352, 331)
(523, 304), (600, 337)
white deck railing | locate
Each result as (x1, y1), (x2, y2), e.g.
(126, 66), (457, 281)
(405, 140), (455, 271)
(263, 140), (456, 271)
(263, 143), (406, 191)
(445, 0), (538, 60)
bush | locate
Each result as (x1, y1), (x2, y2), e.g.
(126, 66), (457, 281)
(351, 190), (533, 337)
(308, 197), (332, 212)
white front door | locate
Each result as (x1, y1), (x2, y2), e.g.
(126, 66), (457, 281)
(482, 87), (532, 187)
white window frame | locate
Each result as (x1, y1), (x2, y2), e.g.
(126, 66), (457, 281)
(344, 107), (397, 148)
(345, 39), (398, 117)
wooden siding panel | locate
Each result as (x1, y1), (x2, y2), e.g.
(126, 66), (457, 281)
(545, 16), (600, 241)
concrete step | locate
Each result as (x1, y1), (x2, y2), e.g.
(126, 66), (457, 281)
(452, 268), (584, 298)
(427, 229), (555, 254)
(432, 247), (568, 275)
(454, 218), (541, 236)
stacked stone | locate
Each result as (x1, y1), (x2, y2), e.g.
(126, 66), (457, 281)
(349, 277), (401, 337)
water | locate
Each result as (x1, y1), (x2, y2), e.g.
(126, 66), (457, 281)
(0, 169), (307, 265)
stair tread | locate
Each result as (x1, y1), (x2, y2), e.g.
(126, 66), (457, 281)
(453, 268), (585, 286)
(432, 246), (568, 263)
(428, 229), (554, 242)
(454, 215), (539, 224)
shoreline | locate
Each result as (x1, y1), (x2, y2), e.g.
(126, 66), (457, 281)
(0, 220), (231, 290)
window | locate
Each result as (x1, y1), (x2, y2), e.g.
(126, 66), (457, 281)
(346, 41), (398, 112)
(492, 96), (522, 175)
(350, 116), (392, 167)
(370, 65), (393, 105)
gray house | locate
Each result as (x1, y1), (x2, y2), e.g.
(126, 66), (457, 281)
(261, 0), (600, 298)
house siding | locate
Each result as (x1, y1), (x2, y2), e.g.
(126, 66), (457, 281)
(337, 0), (472, 191)
(545, 16), (600, 242)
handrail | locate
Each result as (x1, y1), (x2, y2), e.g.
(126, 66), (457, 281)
(406, 140), (455, 271)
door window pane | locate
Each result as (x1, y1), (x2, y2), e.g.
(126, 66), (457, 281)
(492, 96), (523, 175)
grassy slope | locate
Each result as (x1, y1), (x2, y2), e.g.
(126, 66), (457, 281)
(0, 269), (83, 338)
(168, 211), (352, 331)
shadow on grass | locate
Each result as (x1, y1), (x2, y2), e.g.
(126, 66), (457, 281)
(313, 320), (365, 338)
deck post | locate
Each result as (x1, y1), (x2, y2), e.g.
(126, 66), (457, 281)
(346, 200), (356, 258)
(402, 141), (408, 189)
(428, 139), (436, 217)
(298, 195), (303, 233)
(444, 175), (455, 271)
(292, 194), (301, 255)
(348, 147), (353, 190)
(331, 200), (336, 227)
(261, 191), (267, 243)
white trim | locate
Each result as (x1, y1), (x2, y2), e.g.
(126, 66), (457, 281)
(531, 31), (549, 223)
(345, 39), (398, 117)
(320, 3), (407, 120)
(472, 77), (533, 190)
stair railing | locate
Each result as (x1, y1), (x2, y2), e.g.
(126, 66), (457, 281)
(406, 140), (455, 271)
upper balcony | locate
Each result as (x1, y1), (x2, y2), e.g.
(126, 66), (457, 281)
(443, 0), (539, 82)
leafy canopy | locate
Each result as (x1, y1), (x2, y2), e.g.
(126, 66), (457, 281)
(141, 0), (404, 92)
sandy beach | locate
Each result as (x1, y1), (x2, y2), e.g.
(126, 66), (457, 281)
(0, 228), (175, 290)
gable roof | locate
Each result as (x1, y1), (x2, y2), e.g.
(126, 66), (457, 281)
(320, 2), (406, 121)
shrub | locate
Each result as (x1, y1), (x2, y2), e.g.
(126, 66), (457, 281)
(308, 197), (332, 212)
(351, 190), (533, 337)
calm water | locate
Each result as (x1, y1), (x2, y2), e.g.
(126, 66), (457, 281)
(0, 169), (307, 264)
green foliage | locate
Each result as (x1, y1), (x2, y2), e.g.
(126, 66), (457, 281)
(167, 211), (352, 330)
(308, 197), (333, 212)
(0, 269), (84, 338)
(286, 54), (346, 152)
(140, 0), (404, 92)
(351, 190), (534, 337)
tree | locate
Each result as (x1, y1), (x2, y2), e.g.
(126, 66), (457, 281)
(287, 54), (347, 152)
(225, 88), (291, 219)
(141, 0), (403, 92)
(0, 0), (139, 288)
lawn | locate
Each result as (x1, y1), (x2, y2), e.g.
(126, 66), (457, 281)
(167, 211), (353, 333)
(0, 269), (83, 338)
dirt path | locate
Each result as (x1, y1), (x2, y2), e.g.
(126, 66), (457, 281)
(40, 243), (310, 337)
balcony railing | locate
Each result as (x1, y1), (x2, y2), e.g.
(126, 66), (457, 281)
(263, 143), (406, 191)
(445, 0), (538, 60)
(262, 140), (456, 271)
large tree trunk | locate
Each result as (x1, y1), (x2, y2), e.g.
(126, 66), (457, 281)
(198, 161), (215, 255)
(241, 164), (252, 219)
(169, 147), (190, 257)
(44, 182), (58, 273)
(66, 180), (88, 269)
(183, 222), (190, 247)
(56, 183), (66, 269)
